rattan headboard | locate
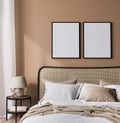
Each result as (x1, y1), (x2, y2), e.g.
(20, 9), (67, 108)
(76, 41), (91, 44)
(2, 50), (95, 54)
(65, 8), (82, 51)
(37, 66), (120, 100)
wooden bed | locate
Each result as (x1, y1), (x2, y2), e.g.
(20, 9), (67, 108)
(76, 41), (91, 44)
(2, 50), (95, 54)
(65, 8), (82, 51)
(37, 66), (120, 100)
(20, 66), (120, 123)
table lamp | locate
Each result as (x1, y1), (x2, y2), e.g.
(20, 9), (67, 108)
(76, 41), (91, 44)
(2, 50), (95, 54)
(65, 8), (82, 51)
(10, 76), (27, 97)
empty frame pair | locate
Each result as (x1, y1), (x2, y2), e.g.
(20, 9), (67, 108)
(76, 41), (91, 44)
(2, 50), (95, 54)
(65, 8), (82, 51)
(52, 22), (112, 59)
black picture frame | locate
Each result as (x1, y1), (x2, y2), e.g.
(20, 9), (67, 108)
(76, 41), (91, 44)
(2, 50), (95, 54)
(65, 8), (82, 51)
(51, 22), (81, 59)
(83, 22), (112, 59)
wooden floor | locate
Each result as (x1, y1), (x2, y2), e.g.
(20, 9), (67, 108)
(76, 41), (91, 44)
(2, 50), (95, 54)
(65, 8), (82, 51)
(0, 119), (19, 123)
(0, 119), (13, 123)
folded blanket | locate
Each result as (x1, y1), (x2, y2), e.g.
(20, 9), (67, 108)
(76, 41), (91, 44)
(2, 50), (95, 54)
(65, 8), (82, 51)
(19, 103), (120, 123)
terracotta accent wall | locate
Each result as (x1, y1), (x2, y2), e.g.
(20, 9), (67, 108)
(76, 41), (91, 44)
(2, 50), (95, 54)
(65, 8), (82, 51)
(15, 0), (120, 104)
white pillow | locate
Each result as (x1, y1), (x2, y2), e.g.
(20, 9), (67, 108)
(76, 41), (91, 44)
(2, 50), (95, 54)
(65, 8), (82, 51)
(105, 85), (120, 101)
(43, 81), (79, 101)
(77, 83), (100, 100)
(75, 83), (84, 99)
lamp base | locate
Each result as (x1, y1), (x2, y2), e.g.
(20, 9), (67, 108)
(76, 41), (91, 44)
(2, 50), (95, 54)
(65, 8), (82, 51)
(11, 88), (24, 97)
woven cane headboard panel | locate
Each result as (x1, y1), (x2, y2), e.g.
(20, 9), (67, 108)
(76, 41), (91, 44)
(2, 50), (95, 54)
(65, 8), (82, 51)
(37, 66), (120, 100)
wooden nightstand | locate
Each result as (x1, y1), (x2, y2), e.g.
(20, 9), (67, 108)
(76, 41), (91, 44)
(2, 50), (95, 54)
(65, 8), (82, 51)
(6, 95), (31, 123)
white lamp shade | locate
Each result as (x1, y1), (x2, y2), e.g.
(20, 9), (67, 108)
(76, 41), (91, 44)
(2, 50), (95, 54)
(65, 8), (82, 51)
(10, 76), (27, 88)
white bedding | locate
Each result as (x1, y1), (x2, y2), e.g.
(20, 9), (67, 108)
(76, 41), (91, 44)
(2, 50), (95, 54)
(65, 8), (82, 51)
(21, 100), (120, 123)
(22, 113), (112, 123)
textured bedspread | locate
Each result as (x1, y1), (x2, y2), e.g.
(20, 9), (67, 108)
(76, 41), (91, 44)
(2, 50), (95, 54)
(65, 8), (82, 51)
(20, 103), (120, 123)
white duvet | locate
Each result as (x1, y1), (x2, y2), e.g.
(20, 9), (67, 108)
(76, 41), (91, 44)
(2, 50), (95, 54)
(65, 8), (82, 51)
(22, 100), (120, 123)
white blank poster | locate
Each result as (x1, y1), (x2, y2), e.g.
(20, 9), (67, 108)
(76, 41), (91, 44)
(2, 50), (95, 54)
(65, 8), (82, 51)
(84, 22), (111, 58)
(52, 22), (80, 58)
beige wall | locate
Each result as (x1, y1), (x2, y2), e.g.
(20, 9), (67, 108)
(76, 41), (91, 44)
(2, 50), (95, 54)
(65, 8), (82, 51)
(15, 0), (120, 103)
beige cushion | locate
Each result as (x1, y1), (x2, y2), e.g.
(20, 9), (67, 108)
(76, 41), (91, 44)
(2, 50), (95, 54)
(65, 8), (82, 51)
(63, 78), (77, 84)
(99, 79), (113, 86)
(85, 86), (117, 102)
(42, 78), (77, 84)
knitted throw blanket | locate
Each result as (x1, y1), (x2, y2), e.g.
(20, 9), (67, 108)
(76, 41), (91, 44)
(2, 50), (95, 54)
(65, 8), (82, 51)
(19, 104), (120, 123)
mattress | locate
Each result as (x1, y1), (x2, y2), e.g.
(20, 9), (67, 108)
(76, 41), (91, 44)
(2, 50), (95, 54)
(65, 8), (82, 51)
(21, 100), (120, 123)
